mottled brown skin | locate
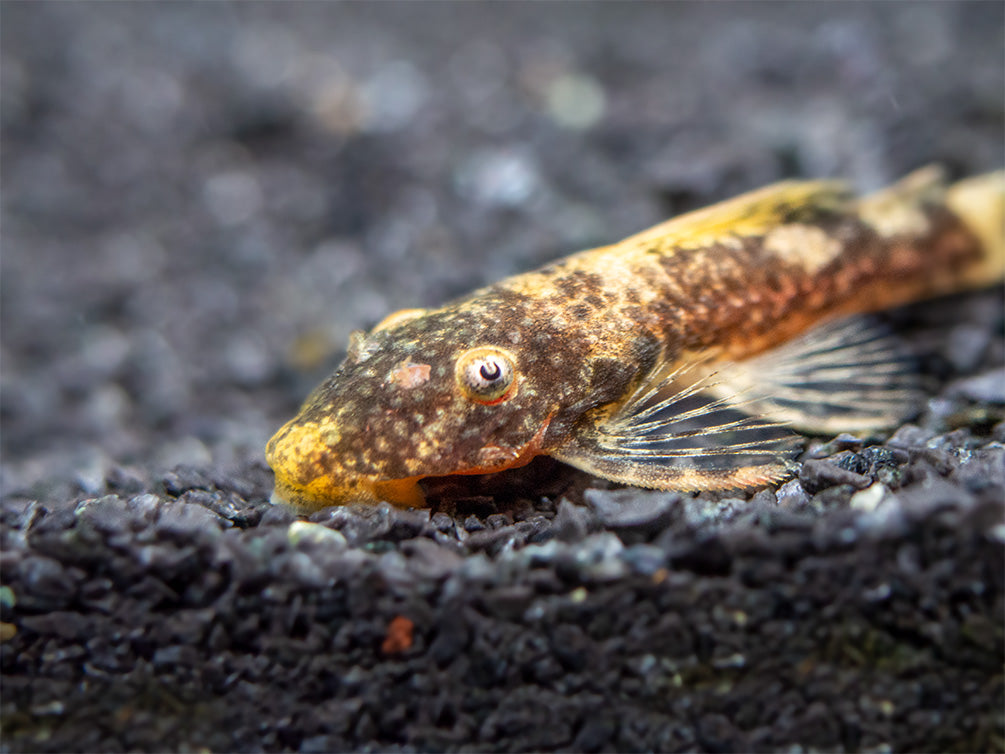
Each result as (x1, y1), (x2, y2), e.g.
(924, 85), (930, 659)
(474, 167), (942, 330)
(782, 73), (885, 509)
(266, 290), (635, 507)
(267, 169), (1002, 509)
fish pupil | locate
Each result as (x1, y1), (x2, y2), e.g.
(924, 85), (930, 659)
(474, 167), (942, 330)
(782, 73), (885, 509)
(479, 361), (502, 382)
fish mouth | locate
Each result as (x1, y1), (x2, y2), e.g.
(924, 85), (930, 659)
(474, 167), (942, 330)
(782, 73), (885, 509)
(270, 472), (427, 510)
(266, 420), (427, 510)
(265, 411), (555, 510)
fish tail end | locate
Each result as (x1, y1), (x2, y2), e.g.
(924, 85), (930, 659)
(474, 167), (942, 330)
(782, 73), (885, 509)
(946, 170), (1005, 290)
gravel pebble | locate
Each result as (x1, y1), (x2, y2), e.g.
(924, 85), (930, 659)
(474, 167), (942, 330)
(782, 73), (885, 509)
(948, 369), (1005, 403)
(800, 459), (873, 494)
(584, 489), (680, 543)
(154, 502), (229, 540)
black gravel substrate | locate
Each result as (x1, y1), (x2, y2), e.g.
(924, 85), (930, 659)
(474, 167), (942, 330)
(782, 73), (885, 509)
(2, 4), (1003, 753)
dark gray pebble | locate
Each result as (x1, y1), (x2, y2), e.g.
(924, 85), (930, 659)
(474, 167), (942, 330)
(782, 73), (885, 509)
(585, 489), (680, 543)
(322, 505), (394, 544)
(428, 607), (471, 666)
(486, 512), (513, 529)
(430, 511), (455, 533)
(948, 369), (1005, 404)
(572, 713), (618, 753)
(401, 537), (463, 580)
(888, 423), (937, 448)
(387, 507), (430, 540)
(462, 515), (485, 532)
(619, 544), (668, 576)
(553, 499), (594, 542)
(73, 495), (130, 535)
(479, 584), (535, 620)
(126, 493), (162, 523)
(280, 551), (330, 588)
(809, 433), (866, 458)
(103, 465), (148, 496)
(155, 502), (228, 539)
(152, 644), (200, 669)
(950, 447), (1005, 500)
(456, 526), (516, 556)
(160, 466), (215, 496)
(260, 504), (298, 527)
(945, 323), (992, 372)
(20, 611), (95, 641)
(27, 505), (75, 536)
(18, 555), (80, 602)
(800, 459), (872, 495)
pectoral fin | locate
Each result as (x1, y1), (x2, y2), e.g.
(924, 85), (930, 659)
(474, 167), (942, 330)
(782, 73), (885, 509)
(553, 315), (922, 493)
(552, 359), (799, 492)
(701, 315), (924, 435)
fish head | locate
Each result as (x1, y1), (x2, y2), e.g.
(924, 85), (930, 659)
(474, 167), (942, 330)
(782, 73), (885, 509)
(266, 302), (570, 510)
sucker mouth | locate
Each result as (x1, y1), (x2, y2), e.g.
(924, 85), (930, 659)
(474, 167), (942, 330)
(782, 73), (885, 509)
(270, 472), (427, 511)
(266, 413), (555, 511)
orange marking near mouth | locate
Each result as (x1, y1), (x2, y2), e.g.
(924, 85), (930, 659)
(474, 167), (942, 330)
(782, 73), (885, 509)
(373, 477), (427, 507)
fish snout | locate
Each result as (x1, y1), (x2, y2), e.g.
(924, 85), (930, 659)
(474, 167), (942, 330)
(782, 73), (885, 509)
(266, 420), (355, 509)
(265, 419), (426, 509)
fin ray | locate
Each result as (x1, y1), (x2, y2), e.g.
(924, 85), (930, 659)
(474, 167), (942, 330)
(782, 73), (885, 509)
(553, 357), (799, 492)
(701, 316), (924, 434)
(553, 315), (924, 491)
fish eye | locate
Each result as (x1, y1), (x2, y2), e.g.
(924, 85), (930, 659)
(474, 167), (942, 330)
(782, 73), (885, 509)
(455, 346), (517, 404)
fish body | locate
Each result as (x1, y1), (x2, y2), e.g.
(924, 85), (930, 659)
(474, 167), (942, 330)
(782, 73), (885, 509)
(267, 167), (1004, 510)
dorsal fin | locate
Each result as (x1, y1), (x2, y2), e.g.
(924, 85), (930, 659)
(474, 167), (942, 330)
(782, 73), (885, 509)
(619, 179), (852, 253)
(855, 165), (946, 238)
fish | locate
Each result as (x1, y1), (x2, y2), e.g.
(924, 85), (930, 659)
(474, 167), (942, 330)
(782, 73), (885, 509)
(266, 166), (1004, 510)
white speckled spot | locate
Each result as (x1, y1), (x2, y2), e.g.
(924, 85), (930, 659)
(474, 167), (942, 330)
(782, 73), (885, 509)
(763, 224), (841, 273)
(320, 425), (340, 445)
(859, 185), (932, 238)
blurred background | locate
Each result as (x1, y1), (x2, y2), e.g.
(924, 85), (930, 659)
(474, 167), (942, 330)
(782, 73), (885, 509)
(2, 2), (1002, 500)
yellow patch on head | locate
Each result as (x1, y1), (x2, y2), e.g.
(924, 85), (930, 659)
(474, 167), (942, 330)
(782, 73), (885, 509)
(267, 419), (428, 509)
(266, 421), (331, 488)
